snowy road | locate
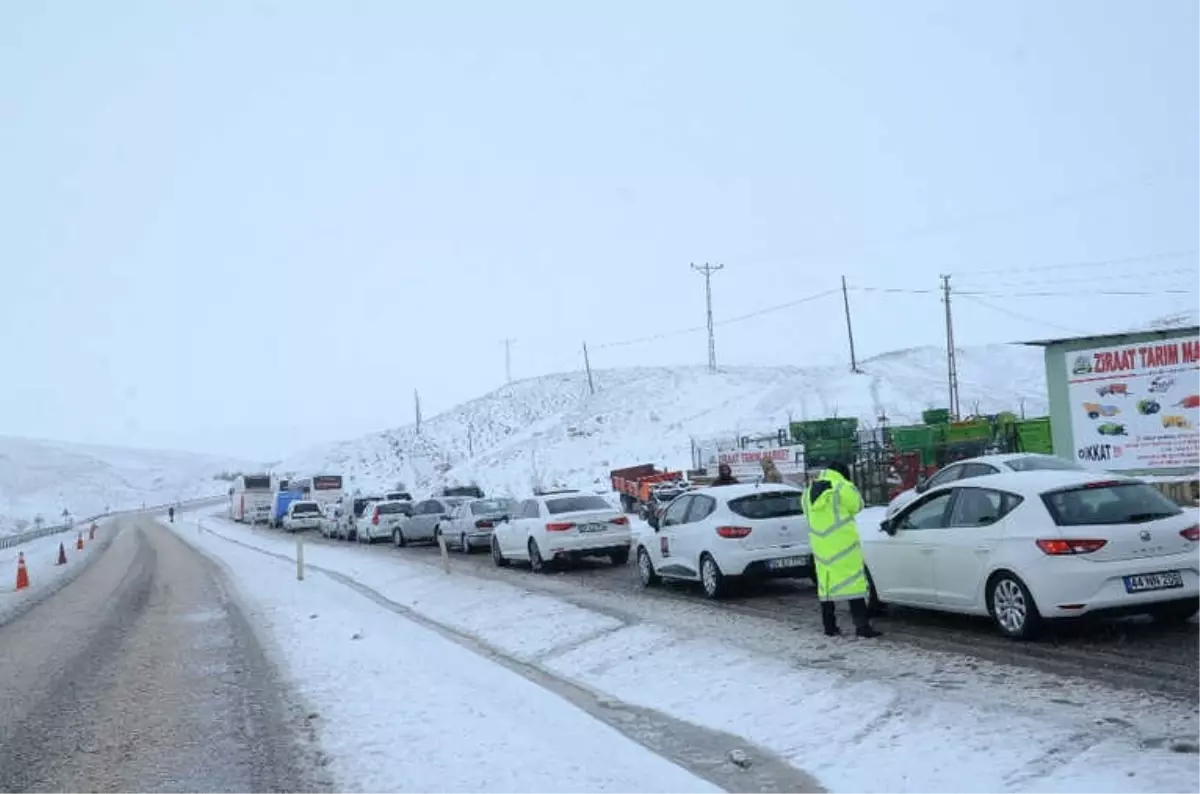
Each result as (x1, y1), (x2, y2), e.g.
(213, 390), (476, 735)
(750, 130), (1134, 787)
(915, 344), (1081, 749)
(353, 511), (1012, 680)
(0, 516), (315, 792)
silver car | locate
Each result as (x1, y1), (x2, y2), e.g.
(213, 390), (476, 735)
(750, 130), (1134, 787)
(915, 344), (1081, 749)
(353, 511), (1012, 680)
(281, 500), (323, 533)
(443, 497), (520, 553)
(396, 496), (470, 546)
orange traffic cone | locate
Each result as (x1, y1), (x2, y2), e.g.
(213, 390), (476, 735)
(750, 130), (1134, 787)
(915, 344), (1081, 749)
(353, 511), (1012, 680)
(15, 552), (29, 590)
(89, 522), (96, 540)
(76, 531), (84, 551)
(57, 542), (67, 566)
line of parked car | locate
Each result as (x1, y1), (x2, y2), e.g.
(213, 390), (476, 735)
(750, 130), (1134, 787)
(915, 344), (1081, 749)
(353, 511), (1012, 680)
(257, 452), (1199, 641)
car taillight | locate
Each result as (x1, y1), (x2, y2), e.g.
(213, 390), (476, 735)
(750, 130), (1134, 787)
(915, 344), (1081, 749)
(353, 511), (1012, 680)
(1036, 538), (1107, 555)
(1181, 525), (1199, 542)
(372, 510), (380, 525)
(1081, 480), (1124, 489)
(475, 519), (494, 529)
(610, 516), (629, 525)
(546, 522), (575, 532)
(716, 526), (752, 539)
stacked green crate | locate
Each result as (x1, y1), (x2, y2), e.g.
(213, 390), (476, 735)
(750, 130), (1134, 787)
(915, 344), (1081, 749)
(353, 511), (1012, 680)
(922, 408), (951, 425)
(890, 424), (942, 466)
(945, 419), (992, 444)
(1015, 417), (1053, 454)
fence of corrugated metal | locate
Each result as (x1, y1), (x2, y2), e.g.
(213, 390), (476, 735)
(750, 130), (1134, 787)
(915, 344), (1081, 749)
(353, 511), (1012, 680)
(0, 495), (228, 551)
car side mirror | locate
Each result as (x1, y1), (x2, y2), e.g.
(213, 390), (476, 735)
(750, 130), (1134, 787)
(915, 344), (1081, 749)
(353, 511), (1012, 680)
(499, 514), (510, 524)
(880, 518), (897, 536)
(914, 480), (929, 494)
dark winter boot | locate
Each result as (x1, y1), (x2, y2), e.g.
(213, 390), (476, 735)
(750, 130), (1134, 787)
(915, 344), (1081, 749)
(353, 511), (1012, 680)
(850, 598), (882, 638)
(821, 601), (840, 636)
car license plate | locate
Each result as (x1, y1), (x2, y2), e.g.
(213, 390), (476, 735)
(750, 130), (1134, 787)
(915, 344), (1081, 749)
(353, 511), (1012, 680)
(767, 555), (810, 570)
(578, 522), (605, 533)
(1123, 570), (1184, 593)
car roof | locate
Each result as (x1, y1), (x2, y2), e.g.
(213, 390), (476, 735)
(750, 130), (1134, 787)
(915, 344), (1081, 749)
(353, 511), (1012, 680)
(689, 482), (803, 500)
(927, 469), (1137, 495)
(945, 452), (1064, 467)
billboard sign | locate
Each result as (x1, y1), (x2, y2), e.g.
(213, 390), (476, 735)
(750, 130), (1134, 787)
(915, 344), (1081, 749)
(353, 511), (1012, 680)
(1065, 335), (1199, 471)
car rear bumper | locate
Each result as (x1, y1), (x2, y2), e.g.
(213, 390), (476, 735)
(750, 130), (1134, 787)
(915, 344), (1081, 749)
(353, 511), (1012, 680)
(285, 519), (322, 531)
(545, 530), (631, 558)
(719, 546), (813, 577)
(1025, 553), (1200, 618)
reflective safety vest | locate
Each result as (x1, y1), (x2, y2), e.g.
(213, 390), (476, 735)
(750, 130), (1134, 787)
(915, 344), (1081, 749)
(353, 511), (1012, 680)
(801, 471), (867, 602)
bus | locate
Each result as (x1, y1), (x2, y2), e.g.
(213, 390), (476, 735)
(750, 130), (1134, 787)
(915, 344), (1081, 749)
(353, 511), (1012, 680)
(310, 474), (344, 507)
(230, 474), (273, 523)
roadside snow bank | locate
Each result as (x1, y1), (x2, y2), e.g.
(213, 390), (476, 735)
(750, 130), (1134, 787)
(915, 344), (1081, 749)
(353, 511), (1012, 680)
(181, 510), (1200, 794)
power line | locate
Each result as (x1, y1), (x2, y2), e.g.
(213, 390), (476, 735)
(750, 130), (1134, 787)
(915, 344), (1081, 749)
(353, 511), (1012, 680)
(952, 248), (1198, 277)
(957, 294), (1087, 335)
(848, 285), (1196, 298)
(955, 266), (1199, 290)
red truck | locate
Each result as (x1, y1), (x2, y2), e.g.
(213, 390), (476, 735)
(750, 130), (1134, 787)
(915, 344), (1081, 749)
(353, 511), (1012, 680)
(610, 464), (684, 513)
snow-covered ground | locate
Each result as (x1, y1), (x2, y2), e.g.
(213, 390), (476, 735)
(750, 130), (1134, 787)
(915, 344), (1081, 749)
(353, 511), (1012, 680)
(0, 518), (112, 623)
(172, 507), (1200, 794)
(282, 342), (1049, 498)
(0, 435), (257, 536)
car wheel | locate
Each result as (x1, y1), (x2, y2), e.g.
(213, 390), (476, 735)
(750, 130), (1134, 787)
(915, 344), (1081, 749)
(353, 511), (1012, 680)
(988, 572), (1042, 640)
(1149, 601), (1199, 624)
(491, 536), (509, 567)
(528, 539), (546, 573)
(394, 528), (406, 548)
(864, 567), (886, 615)
(700, 553), (726, 600)
(637, 548), (660, 587)
(610, 547), (630, 566)
(459, 533), (472, 554)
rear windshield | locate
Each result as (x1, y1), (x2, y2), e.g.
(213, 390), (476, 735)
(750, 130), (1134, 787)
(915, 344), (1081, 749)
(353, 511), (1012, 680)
(386, 492), (412, 501)
(1041, 482), (1183, 526)
(353, 498), (376, 516)
(292, 502), (320, 514)
(1006, 456), (1083, 472)
(378, 502), (412, 515)
(546, 495), (613, 515)
(471, 498), (516, 515)
(728, 491), (804, 519)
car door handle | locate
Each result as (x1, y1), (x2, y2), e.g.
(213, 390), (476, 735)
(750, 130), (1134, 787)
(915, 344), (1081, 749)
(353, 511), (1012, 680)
(919, 547), (934, 555)
(974, 545), (991, 554)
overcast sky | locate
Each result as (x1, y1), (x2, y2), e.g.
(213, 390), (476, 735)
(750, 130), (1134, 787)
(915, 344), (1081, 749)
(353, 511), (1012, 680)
(2, 0), (1196, 460)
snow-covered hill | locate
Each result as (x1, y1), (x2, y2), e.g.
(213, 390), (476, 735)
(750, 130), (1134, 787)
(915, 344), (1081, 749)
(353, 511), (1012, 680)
(282, 343), (1048, 498)
(0, 436), (258, 535)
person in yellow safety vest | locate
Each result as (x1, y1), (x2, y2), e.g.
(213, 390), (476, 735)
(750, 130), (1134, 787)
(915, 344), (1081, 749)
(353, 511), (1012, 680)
(801, 461), (882, 638)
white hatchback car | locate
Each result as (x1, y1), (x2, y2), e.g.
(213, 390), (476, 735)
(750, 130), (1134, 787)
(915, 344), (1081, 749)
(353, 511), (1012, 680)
(358, 499), (414, 544)
(490, 492), (630, 571)
(867, 470), (1200, 639)
(886, 453), (1084, 520)
(633, 483), (813, 599)
(281, 500), (323, 532)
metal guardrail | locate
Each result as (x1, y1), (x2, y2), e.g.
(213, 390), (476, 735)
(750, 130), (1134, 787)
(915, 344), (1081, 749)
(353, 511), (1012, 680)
(0, 495), (228, 551)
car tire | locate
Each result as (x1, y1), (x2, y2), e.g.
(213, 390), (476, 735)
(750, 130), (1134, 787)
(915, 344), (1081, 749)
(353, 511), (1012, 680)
(864, 567), (886, 616)
(394, 528), (406, 548)
(610, 547), (630, 566)
(459, 533), (471, 554)
(700, 553), (726, 600)
(636, 548), (660, 587)
(1149, 601), (1199, 624)
(528, 539), (546, 573)
(988, 572), (1042, 640)
(491, 536), (509, 567)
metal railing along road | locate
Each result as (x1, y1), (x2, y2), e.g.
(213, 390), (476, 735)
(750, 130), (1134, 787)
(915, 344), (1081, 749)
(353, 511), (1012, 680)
(0, 495), (228, 551)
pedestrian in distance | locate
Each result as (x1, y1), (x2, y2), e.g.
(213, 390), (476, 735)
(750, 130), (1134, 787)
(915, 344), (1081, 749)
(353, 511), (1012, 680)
(712, 462), (739, 486)
(801, 461), (882, 639)
(168, 506), (175, 523)
(760, 457), (784, 484)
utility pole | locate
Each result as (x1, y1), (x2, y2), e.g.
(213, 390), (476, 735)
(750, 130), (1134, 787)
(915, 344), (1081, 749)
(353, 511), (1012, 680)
(414, 389), (422, 434)
(502, 338), (515, 384)
(691, 262), (724, 373)
(940, 274), (961, 420)
(582, 341), (595, 395)
(841, 275), (860, 373)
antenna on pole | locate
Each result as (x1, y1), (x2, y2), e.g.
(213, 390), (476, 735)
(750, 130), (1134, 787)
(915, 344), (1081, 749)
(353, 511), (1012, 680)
(502, 338), (515, 384)
(582, 341), (595, 395)
(941, 274), (961, 420)
(841, 275), (860, 373)
(691, 262), (724, 373)
(414, 389), (422, 434)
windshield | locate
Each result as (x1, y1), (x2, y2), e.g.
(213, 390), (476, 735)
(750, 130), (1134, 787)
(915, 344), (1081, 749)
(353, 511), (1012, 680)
(1041, 482), (1183, 526)
(728, 491), (804, 519)
(292, 502), (320, 514)
(546, 495), (613, 515)
(1005, 456), (1083, 472)
(378, 502), (412, 515)
(471, 498), (516, 515)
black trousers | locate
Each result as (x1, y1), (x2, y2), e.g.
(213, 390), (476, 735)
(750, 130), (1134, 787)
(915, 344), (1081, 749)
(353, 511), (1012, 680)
(821, 598), (870, 632)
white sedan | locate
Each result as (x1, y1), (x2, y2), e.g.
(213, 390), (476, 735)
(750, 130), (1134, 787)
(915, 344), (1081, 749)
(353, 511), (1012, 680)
(866, 470), (1199, 639)
(281, 500), (324, 532)
(632, 483), (813, 599)
(886, 453), (1084, 520)
(490, 492), (630, 572)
